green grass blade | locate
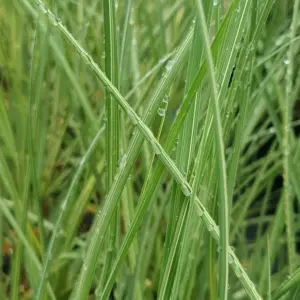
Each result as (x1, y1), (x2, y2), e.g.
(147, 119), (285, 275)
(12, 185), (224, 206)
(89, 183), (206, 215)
(195, 1), (229, 298)
(282, 0), (300, 274)
(101, 0), (120, 291)
(34, 125), (105, 299)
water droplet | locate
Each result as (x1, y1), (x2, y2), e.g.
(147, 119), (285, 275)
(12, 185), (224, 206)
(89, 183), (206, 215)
(193, 232), (199, 240)
(79, 158), (84, 166)
(102, 51), (105, 59)
(268, 127), (275, 134)
(128, 110), (138, 125)
(213, 0), (219, 6)
(275, 36), (285, 46)
(52, 16), (60, 26)
(250, 282), (256, 290)
(228, 254), (234, 264)
(188, 253), (195, 260)
(61, 201), (67, 211)
(158, 55), (168, 64)
(181, 184), (192, 197)
(150, 141), (161, 155)
(38, 2), (47, 14)
(198, 210), (204, 217)
(57, 230), (65, 238)
(119, 154), (127, 169)
(163, 95), (169, 104)
(157, 108), (165, 117)
(166, 60), (174, 71)
(284, 59), (289, 65)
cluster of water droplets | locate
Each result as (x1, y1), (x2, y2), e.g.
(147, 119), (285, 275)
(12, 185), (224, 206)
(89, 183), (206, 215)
(38, 1), (61, 27)
(38, 1), (48, 14)
(228, 246), (245, 280)
(157, 95), (169, 117)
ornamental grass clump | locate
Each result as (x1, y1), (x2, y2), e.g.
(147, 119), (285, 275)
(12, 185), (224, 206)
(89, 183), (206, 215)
(0, 0), (300, 299)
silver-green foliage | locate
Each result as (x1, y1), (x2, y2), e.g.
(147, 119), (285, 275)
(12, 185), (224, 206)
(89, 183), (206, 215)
(0, 0), (300, 299)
